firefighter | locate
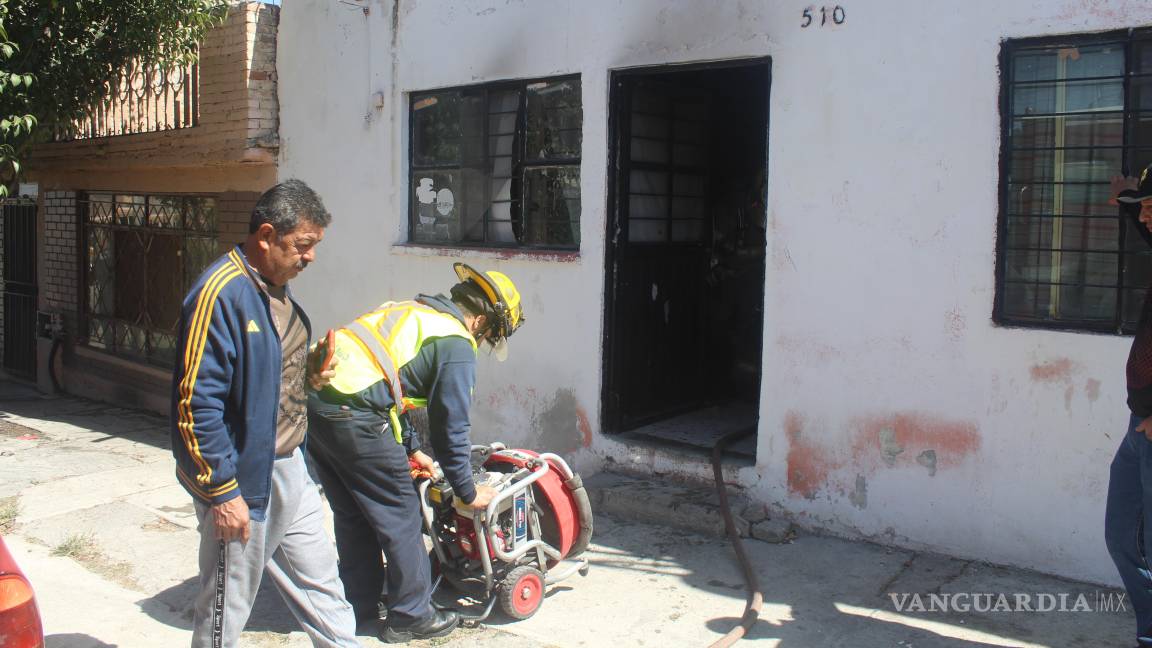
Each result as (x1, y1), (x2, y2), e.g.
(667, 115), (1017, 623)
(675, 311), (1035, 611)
(305, 262), (524, 643)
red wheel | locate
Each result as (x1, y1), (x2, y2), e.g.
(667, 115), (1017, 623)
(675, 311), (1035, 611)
(499, 565), (545, 620)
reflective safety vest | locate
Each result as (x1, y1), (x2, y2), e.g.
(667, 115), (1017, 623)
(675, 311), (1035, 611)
(328, 301), (478, 442)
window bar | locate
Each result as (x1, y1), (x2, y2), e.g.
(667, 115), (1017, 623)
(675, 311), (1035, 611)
(1117, 36), (1134, 331)
(515, 85), (528, 244)
(1048, 48), (1072, 319)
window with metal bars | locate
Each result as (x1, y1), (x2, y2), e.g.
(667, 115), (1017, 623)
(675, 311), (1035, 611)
(997, 31), (1152, 333)
(82, 193), (218, 366)
(408, 76), (582, 249)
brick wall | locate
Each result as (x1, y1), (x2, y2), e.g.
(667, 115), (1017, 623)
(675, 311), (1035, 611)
(27, 2), (280, 174)
(218, 191), (262, 249)
(42, 192), (79, 330)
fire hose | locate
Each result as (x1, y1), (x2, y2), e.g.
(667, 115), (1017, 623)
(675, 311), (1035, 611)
(707, 429), (763, 648)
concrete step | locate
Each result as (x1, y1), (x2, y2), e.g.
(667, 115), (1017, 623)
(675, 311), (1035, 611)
(582, 471), (795, 543)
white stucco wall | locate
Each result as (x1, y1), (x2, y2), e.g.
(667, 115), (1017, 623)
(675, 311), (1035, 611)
(278, 0), (1152, 585)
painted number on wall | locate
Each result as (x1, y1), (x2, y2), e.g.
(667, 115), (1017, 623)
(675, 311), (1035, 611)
(801, 5), (845, 28)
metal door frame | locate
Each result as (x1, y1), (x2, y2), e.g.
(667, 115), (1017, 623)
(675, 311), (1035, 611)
(2, 199), (39, 380)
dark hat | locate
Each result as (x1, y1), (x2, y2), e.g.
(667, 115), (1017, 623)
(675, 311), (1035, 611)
(1117, 163), (1152, 203)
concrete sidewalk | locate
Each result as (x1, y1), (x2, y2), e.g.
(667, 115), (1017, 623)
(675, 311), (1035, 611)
(0, 379), (1136, 647)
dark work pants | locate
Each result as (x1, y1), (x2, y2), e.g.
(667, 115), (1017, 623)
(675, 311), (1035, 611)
(1106, 413), (1152, 646)
(306, 394), (433, 624)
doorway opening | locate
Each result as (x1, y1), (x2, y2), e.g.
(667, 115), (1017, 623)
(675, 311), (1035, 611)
(602, 59), (770, 461)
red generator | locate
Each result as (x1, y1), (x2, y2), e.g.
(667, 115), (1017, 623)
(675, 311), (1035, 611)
(418, 443), (593, 620)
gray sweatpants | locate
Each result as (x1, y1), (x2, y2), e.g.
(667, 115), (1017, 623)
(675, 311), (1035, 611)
(190, 448), (360, 648)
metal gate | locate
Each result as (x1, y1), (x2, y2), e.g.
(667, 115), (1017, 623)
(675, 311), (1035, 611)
(3, 200), (37, 379)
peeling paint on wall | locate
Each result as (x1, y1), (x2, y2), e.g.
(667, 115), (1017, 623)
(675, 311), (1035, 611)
(1030, 358), (1074, 383)
(535, 388), (591, 454)
(784, 410), (981, 500)
(1085, 378), (1101, 403)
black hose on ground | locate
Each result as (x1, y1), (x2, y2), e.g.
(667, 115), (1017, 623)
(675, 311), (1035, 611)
(708, 430), (763, 648)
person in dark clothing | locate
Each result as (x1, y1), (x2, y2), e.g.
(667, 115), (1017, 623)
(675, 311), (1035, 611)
(306, 263), (524, 644)
(1106, 163), (1152, 648)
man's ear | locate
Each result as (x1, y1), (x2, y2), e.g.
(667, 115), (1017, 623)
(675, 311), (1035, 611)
(472, 314), (488, 335)
(255, 223), (277, 251)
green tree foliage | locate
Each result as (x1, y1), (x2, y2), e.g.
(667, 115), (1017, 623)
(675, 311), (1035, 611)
(0, 0), (229, 194)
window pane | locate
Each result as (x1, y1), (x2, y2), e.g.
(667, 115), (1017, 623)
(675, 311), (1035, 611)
(186, 197), (218, 233)
(631, 137), (669, 163)
(1131, 76), (1152, 111)
(114, 230), (148, 322)
(1013, 78), (1123, 115)
(629, 219), (667, 243)
(1123, 288), (1150, 330)
(526, 78), (582, 160)
(149, 196), (182, 229)
(630, 170), (668, 195)
(115, 195), (146, 226)
(671, 220), (706, 243)
(1013, 44), (1124, 82)
(522, 166), (580, 247)
(1005, 215), (1120, 252)
(629, 195), (668, 219)
(411, 171), (462, 244)
(1004, 248), (1118, 285)
(1002, 281), (1115, 322)
(147, 234), (183, 331)
(88, 194), (115, 223)
(412, 92), (462, 166)
(87, 227), (114, 316)
(1010, 113), (1123, 151)
(184, 236), (218, 286)
(1006, 181), (1114, 217)
(1009, 147), (1122, 184)
(1136, 40), (1152, 75)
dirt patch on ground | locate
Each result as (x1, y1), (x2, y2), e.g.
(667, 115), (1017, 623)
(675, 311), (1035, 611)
(0, 418), (41, 439)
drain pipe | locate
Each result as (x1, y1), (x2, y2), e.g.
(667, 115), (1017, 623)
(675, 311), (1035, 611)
(708, 430), (763, 648)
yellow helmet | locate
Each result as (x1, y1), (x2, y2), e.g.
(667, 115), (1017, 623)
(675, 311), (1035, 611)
(452, 262), (525, 340)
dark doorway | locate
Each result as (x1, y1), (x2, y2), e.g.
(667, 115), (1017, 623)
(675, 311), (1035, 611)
(602, 60), (769, 460)
(3, 200), (38, 380)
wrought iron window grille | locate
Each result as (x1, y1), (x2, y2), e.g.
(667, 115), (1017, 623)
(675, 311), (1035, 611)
(408, 75), (582, 249)
(996, 29), (1152, 334)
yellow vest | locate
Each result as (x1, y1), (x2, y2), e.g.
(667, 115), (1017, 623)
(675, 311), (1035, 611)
(328, 301), (478, 441)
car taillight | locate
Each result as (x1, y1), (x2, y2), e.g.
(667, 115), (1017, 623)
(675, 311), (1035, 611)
(0, 573), (44, 648)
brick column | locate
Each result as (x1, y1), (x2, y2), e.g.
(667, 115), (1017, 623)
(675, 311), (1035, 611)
(42, 191), (79, 331)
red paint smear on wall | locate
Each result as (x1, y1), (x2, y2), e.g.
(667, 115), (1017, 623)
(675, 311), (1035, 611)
(784, 410), (982, 499)
(1030, 358), (1073, 384)
(575, 405), (593, 448)
(785, 411), (832, 499)
(850, 413), (981, 470)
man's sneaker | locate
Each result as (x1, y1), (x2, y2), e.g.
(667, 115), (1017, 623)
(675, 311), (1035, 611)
(380, 609), (459, 643)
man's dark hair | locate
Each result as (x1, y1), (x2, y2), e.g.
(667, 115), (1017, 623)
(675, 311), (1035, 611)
(450, 281), (493, 320)
(249, 179), (332, 234)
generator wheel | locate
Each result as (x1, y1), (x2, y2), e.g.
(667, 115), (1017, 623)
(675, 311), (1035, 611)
(499, 565), (545, 620)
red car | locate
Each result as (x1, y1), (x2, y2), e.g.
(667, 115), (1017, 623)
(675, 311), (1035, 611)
(0, 535), (44, 648)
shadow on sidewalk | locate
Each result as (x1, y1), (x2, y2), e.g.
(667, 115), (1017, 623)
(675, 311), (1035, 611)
(138, 574), (301, 634)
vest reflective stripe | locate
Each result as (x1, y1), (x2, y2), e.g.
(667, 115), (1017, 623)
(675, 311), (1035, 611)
(328, 301), (478, 442)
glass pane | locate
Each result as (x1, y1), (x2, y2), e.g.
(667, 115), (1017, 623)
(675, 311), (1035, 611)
(674, 119), (706, 145)
(489, 90), (519, 113)
(633, 90), (670, 116)
(522, 166), (580, 247)
(412, 92), (462, 166)
(1131, 76), (1152, 112)
(1006, 181), (1114, 217)
(1005, 216), (1120, 252)
(1125, 249), (1152, 289)
(1004, 248), (1118, 285)
(147, 233), (183, 331)
(1010, 113), (1122, 150)
(630, 170), (668, 196)
(489, 113), (516, 135)
(490, 134), (515, 157)
(629, 219), (667, 243)
(186, 197), (218, 233)
(1012, 44), (1124, 82)
(1001, 281), (1115, 322)
(151, 331), (177, 367)
(526, 78), (582, 160)
(1013, 78), (1123, 116)
(114, 230), (148, 322)
(629, 195), (668, 219)
(87, 316), (111, 349)
(487, 220), (518, 244)
(631, 114), (669, 138)
(115, 195), (146, 226)
(631, 137), (669, 163)
(673, 143), (705, 166)
(1008, 147), (1122, 184)
(118, 323), (147, 357)
(410, 171), (462, 244)
(1136, 40), (1152, 75)
(87, 227), (114, 316)
(184, 236), (217, 287)
(87, 194), (115, 223)
(148, 196), (182, 228)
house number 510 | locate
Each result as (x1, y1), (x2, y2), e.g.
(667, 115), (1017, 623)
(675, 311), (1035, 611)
(801, 5), (845, 27)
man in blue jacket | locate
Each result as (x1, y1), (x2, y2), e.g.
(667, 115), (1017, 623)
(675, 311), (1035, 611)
(171, 179), (359, 648)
